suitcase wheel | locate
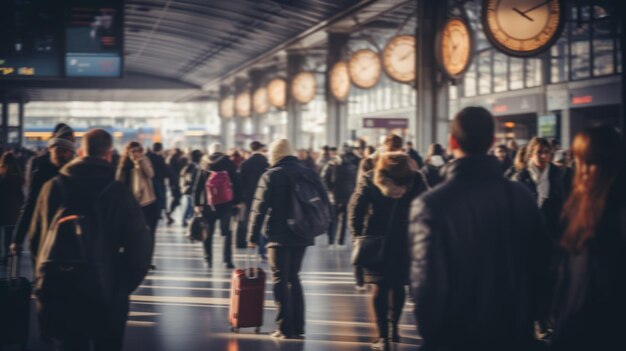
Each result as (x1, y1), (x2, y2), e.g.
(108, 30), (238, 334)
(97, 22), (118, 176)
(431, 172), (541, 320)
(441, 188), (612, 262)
(255, 327), (261, 334)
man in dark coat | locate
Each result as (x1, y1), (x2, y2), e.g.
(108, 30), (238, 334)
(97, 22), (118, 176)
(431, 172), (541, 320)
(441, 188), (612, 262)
(248, 138), (325, 339)
(146, 142), (172, 220)
(11, 124), (75, 256)
(192, 143), (241, 268)
(406, 141), (424, 169)
(321, 143), (360, 246)
(165, 148), (185, 225)
(238, 141), (269, 251)
(27, 129), (152, 351)
(409, 107), (552, 351)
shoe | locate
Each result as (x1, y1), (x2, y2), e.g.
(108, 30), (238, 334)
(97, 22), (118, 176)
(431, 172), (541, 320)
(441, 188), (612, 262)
(150, 264), (157, 270)
(225, 262), (235, 269)
(182, 220), (188, 227)
(355, 285), (367, 292)
(166, 216), (174, 226)
(371, 338), (390, 351)
(270, 330), (288, 339)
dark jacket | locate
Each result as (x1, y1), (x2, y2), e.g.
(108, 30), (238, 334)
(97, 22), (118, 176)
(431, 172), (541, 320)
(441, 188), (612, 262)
(0, 172), (25, 226)
(349, 165), (427, 285)
(321, 152), (360, 204)
(192, 152), (241, 208)
(552, 181), (626, 351)
(247, 156), (323, 248)
(27, 157), (152, 337)
(179, 162), (199, 195)
(240, 153), (269, 208)
(146, 151), (171, 210)
(407, 148), (424, 169)
(409, 155), (552, 350)
(512, 165), (565, 239)
(12, 152), (60, 246)
(421, 164), (444, 189)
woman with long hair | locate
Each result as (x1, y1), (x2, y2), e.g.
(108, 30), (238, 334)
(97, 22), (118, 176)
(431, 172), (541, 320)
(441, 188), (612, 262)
(116, 141), (158, 269)
(552, 126), (626, 350)
(504, 144), (527, 179)
(0, 152), (25, 264)
(349, 152), (428, 351)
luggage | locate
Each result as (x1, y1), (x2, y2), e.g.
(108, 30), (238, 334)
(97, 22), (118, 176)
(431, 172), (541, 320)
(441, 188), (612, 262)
(205, 171), (234, 206)
(229, 250), (265, 333)
(187, 214), (208, 242)
(0, 253), (31, 349)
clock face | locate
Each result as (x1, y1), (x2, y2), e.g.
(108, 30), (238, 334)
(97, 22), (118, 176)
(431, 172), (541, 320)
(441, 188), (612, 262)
(348, 49), (382, 89)
(235, 91), (251, 117)
(291, 71), (317, 104)
(253, 87), (269, 115)
(329, 61), (350, 101)
(438, 18), (473, 79)
(267, 78), (287, 109)
(219, 96), (234, 118)
(383, 35), (416, 83)
(483, 0), (564, 57)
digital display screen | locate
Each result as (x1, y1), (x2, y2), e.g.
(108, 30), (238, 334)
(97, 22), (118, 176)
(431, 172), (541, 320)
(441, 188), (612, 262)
(0, 0), (123, 79)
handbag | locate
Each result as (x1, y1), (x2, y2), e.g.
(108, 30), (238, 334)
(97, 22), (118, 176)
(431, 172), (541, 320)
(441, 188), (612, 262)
(187, 214), (208, 242)
(351, 200), (398, 268)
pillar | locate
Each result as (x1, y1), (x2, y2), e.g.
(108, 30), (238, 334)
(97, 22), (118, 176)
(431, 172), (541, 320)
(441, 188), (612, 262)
(326, 32), (350, 148)
(18, 98), (25, 147)
(1, 98), (8, 147)
(249, 69), (265, 142)
(286, 52), (305, 148)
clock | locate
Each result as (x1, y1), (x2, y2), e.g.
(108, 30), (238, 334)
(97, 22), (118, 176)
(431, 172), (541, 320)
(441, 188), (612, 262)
(482, 0), (564, 57)
(291, 71), (317, 104)
(348, 49), (382, 89)
(219, 96), (234, 118)
(267, 78), (287, 109)
(329, 61), (350, 101)
(383, 35), (416, 83)
(253, 87), (269, 115)
(437, 17), (473, 79)
(235, 91), (251, 117)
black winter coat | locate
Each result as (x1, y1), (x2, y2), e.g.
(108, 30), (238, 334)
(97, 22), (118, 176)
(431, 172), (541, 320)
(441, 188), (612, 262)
(192, 153), (242, 209)
(513, 165), (565, 239)
(240, 153), (269, 208)
(247, 156), (323, 248)
(28, 157), (152, 338)
(13, 152), (61, 246)
(421, 164), (444, 188)
(552, 181), (626, 351)
(409, 155), (552, 350)
(0, 172), (24, 226)
(348, 170), (427, 285)
(321, 153), (360, 204)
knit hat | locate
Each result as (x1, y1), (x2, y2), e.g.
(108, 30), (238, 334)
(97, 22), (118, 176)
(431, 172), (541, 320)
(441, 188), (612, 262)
(47, 137), (75, 151)
(268, 138), (293, 166)
(208, 143), (222, 155)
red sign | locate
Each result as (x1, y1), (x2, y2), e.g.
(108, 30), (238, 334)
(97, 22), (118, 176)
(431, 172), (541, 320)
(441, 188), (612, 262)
(571, 95), (593, 105)
(492, 104), (509, 113)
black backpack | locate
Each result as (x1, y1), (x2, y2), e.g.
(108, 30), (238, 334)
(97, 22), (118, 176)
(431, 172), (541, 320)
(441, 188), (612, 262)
(35, 177), (117, 337)
(287, 170), (332, 239)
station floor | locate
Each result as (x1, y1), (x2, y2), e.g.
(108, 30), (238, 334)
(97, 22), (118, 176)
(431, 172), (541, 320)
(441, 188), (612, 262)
(18, 222), (422, 351)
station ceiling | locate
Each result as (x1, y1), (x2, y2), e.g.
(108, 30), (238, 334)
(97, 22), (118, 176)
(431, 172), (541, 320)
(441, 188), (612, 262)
(2, 0), (388, 102)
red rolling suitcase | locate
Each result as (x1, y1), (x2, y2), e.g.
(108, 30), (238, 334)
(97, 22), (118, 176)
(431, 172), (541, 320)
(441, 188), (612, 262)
(0, 254), (31, 350)
(229, 250), (265, 333)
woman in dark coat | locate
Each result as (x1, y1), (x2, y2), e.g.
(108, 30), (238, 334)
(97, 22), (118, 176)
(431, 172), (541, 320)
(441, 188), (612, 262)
(0, 152), (25, 264)
(553, 126), (626, 351)
(349, 151), (428, 351)
(420, 143), (446, 188)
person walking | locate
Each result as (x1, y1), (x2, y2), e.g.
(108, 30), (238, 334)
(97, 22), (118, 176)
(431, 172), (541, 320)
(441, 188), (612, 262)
(406, 141), (424, 169)
(11, 126), (76, 257)
(28, 129), (152, 351)
(0, 152), (25, 265)
(421, 143), (447, 188)
(247, 138), (326, 339)
(409, 107), (552, 351)
(349, 152), (428, 350)
(552, 126), (626, 351)
(146, 142), (172, 224)
(192, 143), (241, 269)
(165, 148), (185, 225)
(239, 141), (269, 253)
(179, 150), (202, 227)
(116, 141), (159, 270)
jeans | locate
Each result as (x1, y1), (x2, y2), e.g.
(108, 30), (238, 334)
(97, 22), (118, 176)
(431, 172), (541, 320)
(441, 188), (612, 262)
(181, 195), (193, 223)
(201, 206), (233, 264)
(268, 246), (307, 336)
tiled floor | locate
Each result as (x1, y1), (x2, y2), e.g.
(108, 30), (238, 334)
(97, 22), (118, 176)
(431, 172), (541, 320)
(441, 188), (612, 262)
(11, 222), (421, 350)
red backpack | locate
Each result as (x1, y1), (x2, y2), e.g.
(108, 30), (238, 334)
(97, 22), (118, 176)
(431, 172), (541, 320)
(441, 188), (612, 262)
(205, 171), (234, 206)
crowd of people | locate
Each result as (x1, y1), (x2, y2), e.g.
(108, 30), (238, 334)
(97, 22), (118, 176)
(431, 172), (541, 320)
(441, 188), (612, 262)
(0, 105), (624, 351)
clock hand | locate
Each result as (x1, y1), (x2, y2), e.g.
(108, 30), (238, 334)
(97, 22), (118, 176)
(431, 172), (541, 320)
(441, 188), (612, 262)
(512, 7), (534, 21)
(522, 0), (552, 14)
(399, 51), (412, 62)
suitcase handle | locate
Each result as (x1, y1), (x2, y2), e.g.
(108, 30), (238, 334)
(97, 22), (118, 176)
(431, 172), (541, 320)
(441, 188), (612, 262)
(244, 248), (259, 279)
(6, 252), (20, 285)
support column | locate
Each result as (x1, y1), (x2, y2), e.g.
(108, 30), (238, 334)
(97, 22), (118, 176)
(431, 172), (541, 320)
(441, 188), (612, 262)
(1, 98), (8, 147)
(234, 78), (249, 149)
(18, 98), (25, 147)
(219, 85), (231, 148)
(326, 32), (350, 148)
(286, 52), (305, 148)
(249, 69), (265, 142)
(415, 0), (448, 153)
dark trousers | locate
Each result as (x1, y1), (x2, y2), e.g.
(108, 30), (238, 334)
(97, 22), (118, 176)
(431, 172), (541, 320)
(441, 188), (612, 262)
(354, 265), (365, 287)
(54, 336), (123, 351)
(168, 187), (182, 215)
(334, 203), (348, 245)
(372, 282), (405, 339)
(268, 246), (307, 336)
(0, 225), (14, 264)
(202, 206), (233, 264)
(142, 202), (160, 261)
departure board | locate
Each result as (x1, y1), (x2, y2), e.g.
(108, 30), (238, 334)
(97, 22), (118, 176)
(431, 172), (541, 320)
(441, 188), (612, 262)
(0, 0), (123, 79)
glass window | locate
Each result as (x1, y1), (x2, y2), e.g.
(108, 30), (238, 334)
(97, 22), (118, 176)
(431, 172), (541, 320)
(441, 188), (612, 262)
(570, 9), (591, 80)
(550, 23), (569, 83)
(592, 10), (615, 76)
(463, 62), (477, 97)
(494, 52), (508, 92)
(525, 58), (542, 87)
(478, 51), (492, 95)
(509, 57), (524, 90)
